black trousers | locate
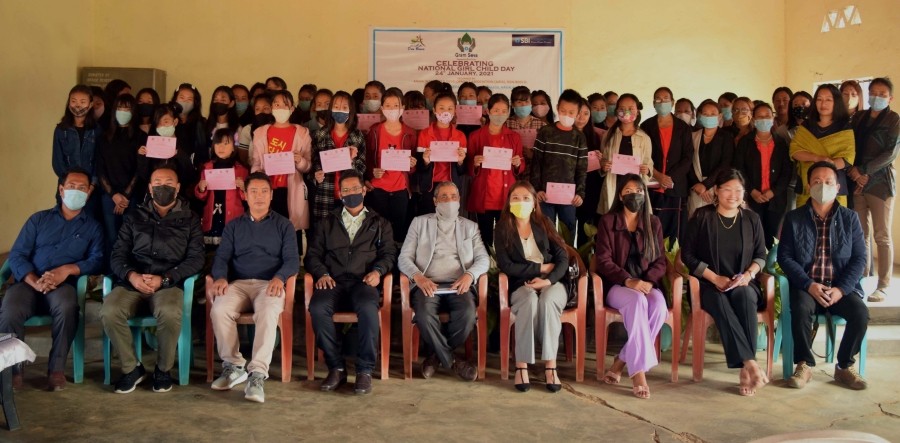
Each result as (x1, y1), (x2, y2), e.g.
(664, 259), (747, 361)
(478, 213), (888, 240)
(411, 286), (476, 369)
(700, 284), (763, 369)
(271, 187), (304, 253)
(309, 278), (381, 373)
(748, 201), (785, 249)
(365, 188), (409, 243)
(475, 210), (502, 251)
(791, 289), (869, 368)
(650, 192), (684, 246)
(0, 283), (78, 373)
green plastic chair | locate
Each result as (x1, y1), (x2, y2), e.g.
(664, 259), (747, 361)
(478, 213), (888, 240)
(101, 274), (197, 385)
(0, 259), (88, 383)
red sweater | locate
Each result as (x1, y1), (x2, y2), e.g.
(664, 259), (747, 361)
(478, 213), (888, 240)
(467, 125), (525, 213)
(194, 161), (249, 233)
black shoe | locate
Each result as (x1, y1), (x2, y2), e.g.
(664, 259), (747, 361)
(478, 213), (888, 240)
(114, 364), (147, 394)
(545, 368), (561, 393)
(420, 354), (439, 379)
(320, 368), (347, 391)
(354, 372), (373, 395)
(514, 367), (531, 392)
(152, 366), (173, 393)
(451, 359), (477, 382)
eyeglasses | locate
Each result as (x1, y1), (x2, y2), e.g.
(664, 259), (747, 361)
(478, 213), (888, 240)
(341, 186), (364, 194)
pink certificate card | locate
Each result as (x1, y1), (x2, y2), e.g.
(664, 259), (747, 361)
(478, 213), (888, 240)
(513, 128), (537, 150)
(481, 146), (512, 170)
(205, 168), (236, 190)
(381, 149), (411, 172)
(356, 113), (381, 132)
(429, 140), (461, 162)
(545, 182), (576, 205)
(611, 154), (641, 175)
(402, 110), (430, 130)
(319, 148), (353, 173)
(146, 136), (177, 159)
(587, 151), (602, 172)
(264, 152), (296, 176)
(456, 105), (482, 125)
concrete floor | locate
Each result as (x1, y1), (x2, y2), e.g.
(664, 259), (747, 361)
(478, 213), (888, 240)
(4, 345), (899, 442)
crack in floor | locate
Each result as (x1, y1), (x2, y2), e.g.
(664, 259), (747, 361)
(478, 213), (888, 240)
(877, 402), (900, 419)
(562, 382), (708, 443)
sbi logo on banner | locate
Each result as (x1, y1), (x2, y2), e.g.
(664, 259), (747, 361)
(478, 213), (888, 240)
(512, 34), (555, 47)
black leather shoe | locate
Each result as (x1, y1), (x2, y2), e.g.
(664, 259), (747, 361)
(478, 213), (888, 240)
(420, 354), (439, 379)
(545, 368), (561, 393)
(354, 372), (373, 395)
(514, 367), (530, 392)
(320, 369), (347, 391)
(452, 359), (477, 382)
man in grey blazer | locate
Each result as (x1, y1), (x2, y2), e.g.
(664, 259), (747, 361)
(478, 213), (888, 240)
(399, 181), (490, 381)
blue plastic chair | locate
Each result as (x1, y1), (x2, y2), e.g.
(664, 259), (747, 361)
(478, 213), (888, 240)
(767, 245), (868, 379)
(101, 274), (197, 385)
(0, 260), (88, 383)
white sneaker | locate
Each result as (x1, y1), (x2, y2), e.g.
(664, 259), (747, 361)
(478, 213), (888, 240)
(244, 372), (266, 403)
(211, 364), (248, 391)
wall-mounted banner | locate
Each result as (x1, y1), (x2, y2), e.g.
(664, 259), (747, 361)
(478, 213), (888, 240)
(371, 28), (563, 103)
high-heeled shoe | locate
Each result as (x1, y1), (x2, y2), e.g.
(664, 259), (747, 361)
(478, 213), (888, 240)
(545, 368), (561, 393)
(514, 367), (530, 392)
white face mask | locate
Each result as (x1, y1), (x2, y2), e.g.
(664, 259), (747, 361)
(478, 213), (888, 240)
(847, 96), (859, 110)
(676, 112), (693, 125)
(435, 201), (460, 219)
(810, 183), (838, 204)
(272, 109), (291, 124)
(156, 125), (176, 137)
(364, 99), (381, 113)
(382, 108), (402, 122)
(558, 115), (575, 128)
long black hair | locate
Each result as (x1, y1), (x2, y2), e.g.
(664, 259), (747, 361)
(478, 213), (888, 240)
(107, 93), (137, 142)
(806, 83), (850, 129)
(602, 93), (643, 149)
(531, 89), (555, 123)
(788, 90), (813, 129)
(608, 173), (659, 263)
(497, 181), (567, 251)
(169, 83), (204, 124)
(205, 85), (239, 137)
(60, 84), (97, 129)
(324, 90), (358, 132)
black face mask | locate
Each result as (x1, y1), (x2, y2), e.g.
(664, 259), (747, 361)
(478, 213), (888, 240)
(316, 110), (330, 121)
(252, 113), (276, 132)
(211, 103), (230, 116)
(791, 106), (808, 120)
(623, 193), (645, 213)
(152, 185), (177, 206)
(341, 193), (364, 209)
(137, 103), (155, 118)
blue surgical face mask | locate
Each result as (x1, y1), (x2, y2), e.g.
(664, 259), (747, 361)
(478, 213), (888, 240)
(62, 189), (88, 211)
(460, 99), (477, 106)
(235, 101), (249, 116)
(489, 114), (509, 126)
(754, 118), (774, 133)
(513, 105), (532, 118)
(332, 111), (350, 124)
(654, 101), (673, 115)
(869, 96), (890, 112)
(721, 107), (733, 120)
(115, 110), (132, 126)
(698, 115), (719, 129)
(591, 110), (607, 124)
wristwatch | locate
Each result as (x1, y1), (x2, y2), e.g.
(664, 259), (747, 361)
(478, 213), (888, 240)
(161, 275), (172, 288)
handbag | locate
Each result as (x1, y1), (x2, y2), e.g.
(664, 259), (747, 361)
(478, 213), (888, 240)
(562, 245), (585, 309)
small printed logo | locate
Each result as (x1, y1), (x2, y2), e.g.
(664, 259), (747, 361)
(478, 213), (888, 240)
(457, 33), (476, 53)
(408, 34), (425, 50)
(512, 34), (555, 47)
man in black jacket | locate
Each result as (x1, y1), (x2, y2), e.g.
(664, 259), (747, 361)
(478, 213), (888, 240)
(778, 161), (869, 390)
(101, 166), (204, 394)
(305, 170), (396, 395)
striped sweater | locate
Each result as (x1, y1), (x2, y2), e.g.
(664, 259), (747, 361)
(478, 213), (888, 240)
(529, 124), (588, 198)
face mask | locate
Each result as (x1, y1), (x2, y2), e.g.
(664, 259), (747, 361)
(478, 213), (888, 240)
(591, 110), (607, 124)
(509, 201), (533, 219)
(363, 99), (381, 113)
(513, 105), (532, 118)
(532, 104), (550, 118)
(254, 113), (275, 128)
(156, 125), (176, 137)
(622, 193), (644, 213)
(617, 110), (636, 124)
(698, 115), (719, 129)
(341, 192), (364, 208)
(489, 114), (509, 126)
(654, 101), (673, 115)
(151, 184), (177, 206)
(754, 118), (774, 133)
(791, 106), (807, 120)
(810, 183), (838, 205)
(845, 96), (859, 110)
(435, 112), (454, 125)
(298, 100), (312, 112)
(62, 189), (88, 211)
(272, 109), (291, 124)
(425, 98), (434, 111)
(115, 110), (133, 126)
(869, 96), (890, 112)
(459, 99), (476, 106)
(93, 105), (105, 120)
(383, 109), (402, 122)
(211, 103), (230, 116)
(558, 115), (575, 128)
(721, 107), (733, 121)
(435, 201), (460, 219)
(137, 103), (155, 118)
(69, 105), (90, 118)
(482, 103), (489, 115)
(332, 111), (350, 124)
(235, 101), (249, 116)
(676, 112), (693, 125)
(315, 109), (330, 120)
(177, 100), (194, 115)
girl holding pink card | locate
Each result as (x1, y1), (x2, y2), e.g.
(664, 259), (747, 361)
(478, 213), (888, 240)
(195, 128), (248, 247)
(416, 92), (468, 215)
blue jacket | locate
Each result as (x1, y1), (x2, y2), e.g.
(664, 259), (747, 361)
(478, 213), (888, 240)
(8, 207), (104, 283)
(777, 201), (866, 297)
(52, 124), (102, 179)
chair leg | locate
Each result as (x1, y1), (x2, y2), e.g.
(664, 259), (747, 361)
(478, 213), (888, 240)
(670, 319), (680, 383)
(499, 317), (510, 380)
(563, 325), (574, 362)
(576, 320), (586, 382)
(103, 333), (112, 385)
(595, 320), (608, 381)
(305, 312), (316, 381)
(825, 322), (836, 363)
(178, 326), (191, 386)
(773, 319), (782, 363)
(74, 320), (85, 384)
(0, 366), (21, 431)
(781, 311), (794, 380)
(379, 319), (390, 381)
(402, 318), (414, 380)
(132, 327), (142, 363)
(860, 335), (868, 376)
(281, 323), (293, 383)
(692, 314), (706, 382)
(680, 316), (692, 364)
(477, 320), (487, 381)
(765, 320), (774, 381)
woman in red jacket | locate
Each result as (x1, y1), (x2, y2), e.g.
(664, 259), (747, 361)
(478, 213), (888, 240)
(467, 93), (525, 250)
(365, 88), (418, 243)
(416, 92), (468, 215)
(195, 128), (248, 248)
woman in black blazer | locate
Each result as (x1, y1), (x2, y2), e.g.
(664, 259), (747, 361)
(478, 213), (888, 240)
(688, 100), (734, 217)
(733, 102), (793, 248)
(682, 169), (768, 396)
(495, 181), (569, 393)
